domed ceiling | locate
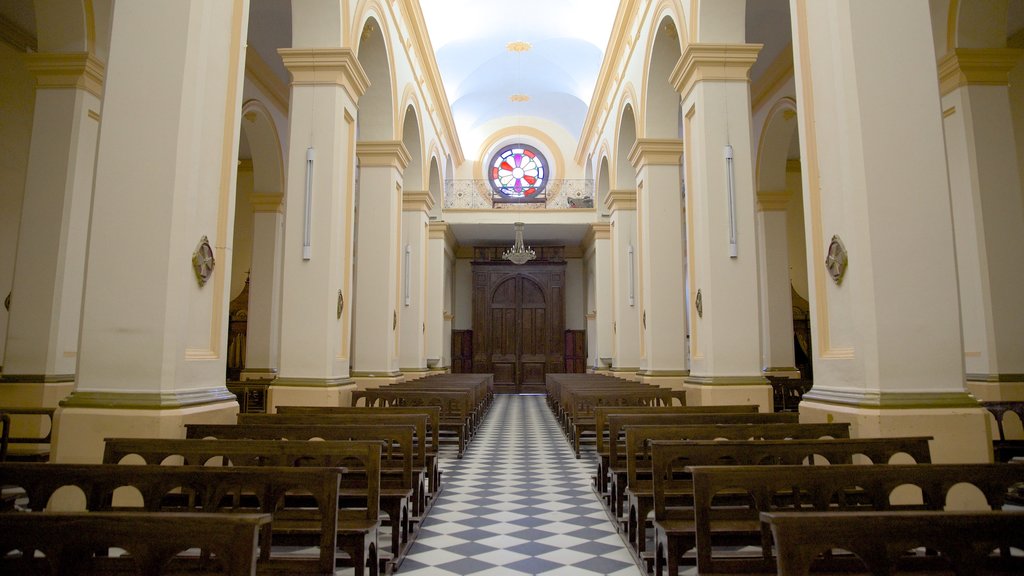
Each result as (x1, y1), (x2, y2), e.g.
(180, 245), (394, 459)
(420, 0), (618, 153)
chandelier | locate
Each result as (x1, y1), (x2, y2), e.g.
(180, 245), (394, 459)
(503, 222), (536, 265)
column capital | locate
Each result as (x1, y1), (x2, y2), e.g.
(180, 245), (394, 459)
(584, 222), (612, 246)
(670, 42), (762, 99)
(250, 193), (284, 213)
(278, 47), (369, 100)
(628, 138), (684, 171)
(403, 190), (435, 213)
(24, 51), (105, 98)
(428, 221), (456, 247)
(938, 48), (1024, 96)
(356, 141), (411, 172)
(757, 190), (791, 212)
(604, 188), (636, 212)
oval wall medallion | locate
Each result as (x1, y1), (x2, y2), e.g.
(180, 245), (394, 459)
(695, 289), (703, 318)
(825, 235), (848, 285)
(192, 235), (215, 287)
(337, 290), (344, 319)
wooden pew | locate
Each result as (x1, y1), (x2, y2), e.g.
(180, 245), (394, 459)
(604, 412), (800, 517)
(565, 388), (675, 457)
(275, 405), (443, 497)
(592, 405), (760, 493)
(620, 421), (851, 556)
(649, 436), (933, 576)
(235, 412), (431, 515)
(0, 408), (55, 462)
(101, 438), (382, 576)
(981, 401), (1024, 462)
(692, 462), (1024, 574)
(762, 510), (1024, 576)
(0, 461), (344, 575)
(361, 389), (473, 458)
(183, 422), (415, 565)
(0, 511), (270, 576)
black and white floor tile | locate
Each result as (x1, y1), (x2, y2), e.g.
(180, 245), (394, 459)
(396, 394), (643, 576)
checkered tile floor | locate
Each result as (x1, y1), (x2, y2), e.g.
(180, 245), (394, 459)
(396, 394), (643, 575)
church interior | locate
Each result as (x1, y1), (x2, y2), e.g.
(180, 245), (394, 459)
(1, 0), (1024, 574)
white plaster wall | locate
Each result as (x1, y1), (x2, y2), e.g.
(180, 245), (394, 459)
(455, 116), (585, 180)
(565, 258), (586, 330)
(0, 43), (36, 368)
(453, 258), (473, 330)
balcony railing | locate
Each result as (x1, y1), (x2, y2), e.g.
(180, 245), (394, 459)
(444, 179), (595, 210)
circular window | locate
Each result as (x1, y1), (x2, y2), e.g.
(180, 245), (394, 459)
(489, 144), (549, 200)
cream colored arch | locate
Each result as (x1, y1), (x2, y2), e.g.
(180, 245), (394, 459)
(239, 99), (285, 199)
(353, 6), (398, 140)
(755, 97), (798, 194)
(612, 84), (640, 190)
(399, 86), (427, 187)
(400, 104), (425, 190)
(640, 1), (689, 138)
(474, 126), (566, 182)
(291, 1), (345, 48)
(948, 0), (1011, 50)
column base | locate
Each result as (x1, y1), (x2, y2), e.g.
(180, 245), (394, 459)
(268, 378), (357, 411)
(351, 373), (405, 390)
(966, 375), (1024, 402)
(609, 367), (641, 382)
(683, 376), (773, 412)
(638, 371), (689, 390)
(763, 367), (802, 379)
(799, 398), (992, 464)
(0, 379), (75, 458)
(52, 400), (239, 464)
(400, 368), (432, 381)
(239, 368), (278, 382)
(428, 366), (451, 375)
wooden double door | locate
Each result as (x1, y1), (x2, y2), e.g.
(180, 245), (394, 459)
(472, 263), (565, 394)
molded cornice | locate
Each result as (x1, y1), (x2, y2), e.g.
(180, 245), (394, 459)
(670, 43), (762, 100)
(25, 52), (105, 99)
(356, 141), (411, 171)
(402, 190), (435, 213)
(278, 47), (369, 101)
(583, 222), (612, 249)
(938, 48), (1023, 96)
(604, 189), (637, 212)
(757, 190), (790, 212)
(628, 138), (684, 170)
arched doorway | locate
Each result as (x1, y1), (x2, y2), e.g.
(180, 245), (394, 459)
(472, 263), (566, 394)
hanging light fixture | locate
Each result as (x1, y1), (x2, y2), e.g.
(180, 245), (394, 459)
(503, 222), (536, 265)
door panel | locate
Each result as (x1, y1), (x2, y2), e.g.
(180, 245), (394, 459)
(472, 263), (566, 393)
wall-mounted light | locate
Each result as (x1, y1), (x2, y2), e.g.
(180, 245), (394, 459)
(627, 243), (635, 306)
(725, 144), (737, 258)
(303, 146), (315, 260)
(404, 243), (411, 306)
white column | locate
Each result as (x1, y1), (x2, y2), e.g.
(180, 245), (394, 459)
(672, 43), (772, 410)
(399, 191), (433, 378)
(790, 0), (988, 462)
(352, 142), (410, 387)
(0, 53), (103, 412)
(241, 194), (284, 381)
(757, 191), (799, 378)
(585, 223), (613, 372)
(273, 48), (368, 408)
(606, 190), (641, 380)
(55, 0), (249, 463)
(630, 139), (689, 389)
(939, 48), (1024, 402)
(426, 222), (455, 372)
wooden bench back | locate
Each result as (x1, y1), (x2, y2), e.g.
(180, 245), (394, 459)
(0, 511), (270, 576)
(650, 437), (933, 520)
(594, 405), (760, 452)
(607, 412), (801, 468)
(692, 463), (1024, 574)
(180, 424), (414, 489)
(0, 462), (342, 573)
(623, 422), (852, 487)
(367, 390), (472, 422)
(568, 388), (674, 423)
(102, 438), (382, 521)
(233, 412), (428, 466)
(275, 405), (441, 452)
